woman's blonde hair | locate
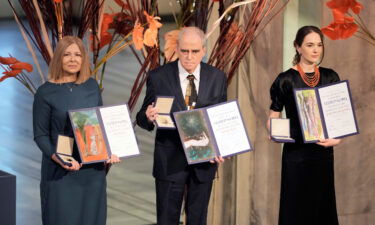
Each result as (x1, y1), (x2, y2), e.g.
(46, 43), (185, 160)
(48, 36), (91, 84)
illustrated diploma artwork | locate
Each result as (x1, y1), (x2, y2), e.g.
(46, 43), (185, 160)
(294, 80), (359, 143)
(69, 104), (140, 164)
(173, 100), (253, 164)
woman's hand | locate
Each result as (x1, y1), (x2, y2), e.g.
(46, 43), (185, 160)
(106, 154), (121, 164)
(316, 138), (342, 148)
(51, 153), (81, 171)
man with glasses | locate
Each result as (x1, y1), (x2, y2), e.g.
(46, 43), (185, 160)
(136, 26), (227, 225)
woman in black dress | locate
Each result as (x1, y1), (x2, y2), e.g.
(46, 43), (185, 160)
(33, 36), (120, 225)
(268, 26), (341, 225)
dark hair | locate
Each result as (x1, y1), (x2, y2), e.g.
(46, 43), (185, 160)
(292, 25), (325, 65)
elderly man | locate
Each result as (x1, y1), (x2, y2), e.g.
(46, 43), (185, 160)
(136, 26), (227, 225)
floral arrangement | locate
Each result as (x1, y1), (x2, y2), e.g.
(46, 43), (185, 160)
(4, 0), (161, 111)
(322, 0), (374, 46)
(2, 0), (290, 110)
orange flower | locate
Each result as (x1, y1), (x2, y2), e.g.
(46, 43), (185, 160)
(54, 0), (63, 3)
(164, 30), (180, 62)
(132, 21), (144, 50)
(143, 28), (159, 47)
(0, 56), (19, 65)
(142, 11), (162, 47)
(11, 62), (33, 73)
(321, 9), (358, 40)
(143, 11), (162, 30)
(326, 0), (363, 14)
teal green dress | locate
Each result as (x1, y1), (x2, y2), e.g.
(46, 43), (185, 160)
(33, 78), (107, 225)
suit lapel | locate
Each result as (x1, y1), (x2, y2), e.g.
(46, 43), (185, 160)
(169, 61), (187, 110)
(197, 63), (208, 108)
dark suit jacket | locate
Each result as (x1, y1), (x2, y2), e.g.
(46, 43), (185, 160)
(136, 60), (227, 183)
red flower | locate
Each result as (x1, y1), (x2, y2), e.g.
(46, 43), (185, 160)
(11, 62), (33, 73)
(54, 0), (63, 3)
(326, 0), (363, 14)
(2, 70), (22, 77)
(0, 56), (33, 82)
(321, 9), (358, 40)
(0, 70), (22, 82)
(97, 13), (115, 49)
(0, 57), (19, 65)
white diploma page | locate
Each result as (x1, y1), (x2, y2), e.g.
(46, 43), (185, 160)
(206, 101), (252, 157)
(318, 81), (358, 138)
(99, 104), (140, 158)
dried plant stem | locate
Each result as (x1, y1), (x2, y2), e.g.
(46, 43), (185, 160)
(13, 11), (45, 84)
(92, 33), (133, 75)
(32, 0), (53, 58)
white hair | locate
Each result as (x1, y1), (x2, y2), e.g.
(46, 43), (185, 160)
(177, 27), (207, 47)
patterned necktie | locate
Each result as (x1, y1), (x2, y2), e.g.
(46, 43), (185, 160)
(185, 74), (198, 109)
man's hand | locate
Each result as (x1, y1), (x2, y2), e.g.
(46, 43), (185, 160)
(316, 138), (342, 148)
(146, 103), (159, 123)
(210, 156), (225, 164)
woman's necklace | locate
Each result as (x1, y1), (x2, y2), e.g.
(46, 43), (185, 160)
(64, 82), (75, 92)
(296, 63), (320, 87)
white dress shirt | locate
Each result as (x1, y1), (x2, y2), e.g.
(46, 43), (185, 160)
(178, 61), (200, 97)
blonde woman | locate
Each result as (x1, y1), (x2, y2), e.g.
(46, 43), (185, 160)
(33, 36), (119, 225)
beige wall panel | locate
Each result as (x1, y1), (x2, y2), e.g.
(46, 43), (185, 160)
(320, 0), (375, 224)
(246, 13), (284, 225)
(207, 3), (284, 224)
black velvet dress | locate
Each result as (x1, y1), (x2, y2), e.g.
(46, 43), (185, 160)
(270, 67), (340, 225)
(33, 78), (107, 225)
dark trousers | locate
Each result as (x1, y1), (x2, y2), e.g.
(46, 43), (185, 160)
(155, 175), (213, 225)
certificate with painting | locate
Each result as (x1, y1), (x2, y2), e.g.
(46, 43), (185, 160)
(173, 100), (253, 164)
(294, 80), (359, 143)
(69, 104), (140, 164)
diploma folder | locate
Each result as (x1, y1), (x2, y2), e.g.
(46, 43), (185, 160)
(270, 118), (295, 143)
(294, 80), (359, 143)
(69, 104), (140, 164)
(173, 100), (253, 164)
(154, 96), (175, 129)
(56, 135), (75, 166)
